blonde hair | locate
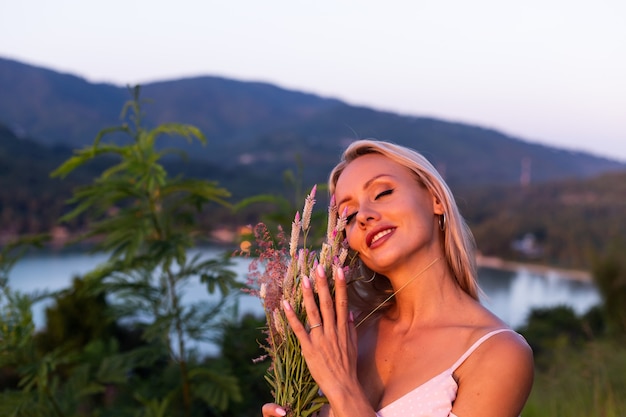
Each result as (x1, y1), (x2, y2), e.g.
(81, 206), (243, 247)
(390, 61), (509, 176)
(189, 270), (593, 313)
(329, 139), (480, 309)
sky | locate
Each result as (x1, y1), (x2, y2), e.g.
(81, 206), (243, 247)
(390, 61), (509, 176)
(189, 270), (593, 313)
(1, 0), (625, 161)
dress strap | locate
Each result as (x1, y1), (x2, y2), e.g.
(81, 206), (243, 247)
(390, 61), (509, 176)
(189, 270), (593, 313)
(449, 328), (517, 372)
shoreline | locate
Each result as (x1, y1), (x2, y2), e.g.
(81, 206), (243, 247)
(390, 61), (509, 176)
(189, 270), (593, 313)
(476, 254), (592, 282)
(4, 234), (594, 283)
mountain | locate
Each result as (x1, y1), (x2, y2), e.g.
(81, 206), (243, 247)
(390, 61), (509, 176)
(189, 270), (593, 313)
(1, 56), (625, 192)
(0, 57), (342, 149)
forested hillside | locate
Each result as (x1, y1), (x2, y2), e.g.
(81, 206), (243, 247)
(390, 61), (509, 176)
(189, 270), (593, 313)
(0, 124), (75, 239)
(1, 56), (624, 191)
(461, 171), (626, 269)
(2, 117), (624, 270)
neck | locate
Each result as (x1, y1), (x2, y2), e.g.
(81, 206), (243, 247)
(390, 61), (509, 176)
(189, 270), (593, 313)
(356, 257), (441, 328)
(390, 264), (470, 327)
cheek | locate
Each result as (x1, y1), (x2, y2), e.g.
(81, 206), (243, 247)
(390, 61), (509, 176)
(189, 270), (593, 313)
(345, 226), (359, 249)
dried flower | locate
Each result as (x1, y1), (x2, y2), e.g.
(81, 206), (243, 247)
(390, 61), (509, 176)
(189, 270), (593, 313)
(245, 186), (355, 417)
(302, 184), (316, 232)
(290, 212), (301, 258)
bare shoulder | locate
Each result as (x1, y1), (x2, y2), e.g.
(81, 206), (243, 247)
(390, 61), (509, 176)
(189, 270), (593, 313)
(486, 329), (534, 367)
(453, 330), (534, 417)
(460, 328), (534, 380)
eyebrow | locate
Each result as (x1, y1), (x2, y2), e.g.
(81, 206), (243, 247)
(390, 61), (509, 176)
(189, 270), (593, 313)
(337, 174), (393, 207)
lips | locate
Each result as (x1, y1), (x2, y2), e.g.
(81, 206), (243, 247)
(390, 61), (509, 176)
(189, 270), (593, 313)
(366, 227), (396, 247)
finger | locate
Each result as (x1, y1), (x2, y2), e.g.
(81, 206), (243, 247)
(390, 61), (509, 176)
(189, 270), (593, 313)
(301, 274), (323, 331)
(334, 266), (349, 326)
(348, 310), (358, 352)
(282, 299), (311, 344)
(314, 264), (336, 327)
(336, 267), (357, 354)
(262, 403), (287, 417)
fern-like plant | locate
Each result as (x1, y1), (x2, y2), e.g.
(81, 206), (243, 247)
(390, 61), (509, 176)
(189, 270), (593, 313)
(50, 86), (242, 416)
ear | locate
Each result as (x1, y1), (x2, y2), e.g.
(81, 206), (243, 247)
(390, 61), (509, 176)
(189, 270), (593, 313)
(432, 195), (445, 215)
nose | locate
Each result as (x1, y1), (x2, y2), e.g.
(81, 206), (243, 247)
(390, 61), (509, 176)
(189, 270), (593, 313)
(356, 203), (379, 226)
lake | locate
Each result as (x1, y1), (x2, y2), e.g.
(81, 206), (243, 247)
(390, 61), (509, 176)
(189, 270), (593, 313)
(8, 248), (601, 333)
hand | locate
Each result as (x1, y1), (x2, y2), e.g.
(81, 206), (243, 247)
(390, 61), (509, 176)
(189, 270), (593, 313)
(281, 264), (359, 400)
(262, 403), (287, 416)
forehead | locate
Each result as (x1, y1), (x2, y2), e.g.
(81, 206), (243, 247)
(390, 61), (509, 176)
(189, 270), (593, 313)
(335, 154), (412, 194)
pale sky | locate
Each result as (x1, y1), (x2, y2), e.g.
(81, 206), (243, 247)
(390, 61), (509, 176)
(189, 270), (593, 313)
(1, 0), (625, 161)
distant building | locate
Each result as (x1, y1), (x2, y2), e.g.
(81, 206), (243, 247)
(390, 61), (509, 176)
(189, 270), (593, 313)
(512, 233), (543, 258)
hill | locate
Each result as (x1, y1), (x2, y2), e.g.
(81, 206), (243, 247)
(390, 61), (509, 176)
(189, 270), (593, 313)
(0, 57), (341, 149)
(1, 56), (624, 191)
(460, 170), (626, 269)
(0, 124), (75, 239)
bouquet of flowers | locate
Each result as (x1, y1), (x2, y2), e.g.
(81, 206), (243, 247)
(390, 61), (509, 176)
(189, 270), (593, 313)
(246, 185), (355, 417)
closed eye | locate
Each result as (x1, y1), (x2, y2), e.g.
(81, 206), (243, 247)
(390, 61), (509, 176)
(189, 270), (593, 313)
(376, 189), (394, 199)
(346, 212), (357, 224)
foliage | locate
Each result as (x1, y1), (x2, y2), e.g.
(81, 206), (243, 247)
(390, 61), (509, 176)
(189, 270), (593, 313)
(211, 313), (272, 416)
(461, 171), (626, 270)
(0, 236), (49, 286)
(522, 339), (626, 417)
(0, 122), (276, 241)
(234, 155), (330, 246)
(0, 251), (70, 416)
(591, 239), (626, 336)
(518, 289), (625, 416)
(35, 277), (118, 352)
(516, 305), (591, 369)
(2, 86), (245, 417)
(0, 123), (105, 237)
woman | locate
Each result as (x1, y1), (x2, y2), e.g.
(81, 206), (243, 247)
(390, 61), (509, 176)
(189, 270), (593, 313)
(263, 140), (534, 417)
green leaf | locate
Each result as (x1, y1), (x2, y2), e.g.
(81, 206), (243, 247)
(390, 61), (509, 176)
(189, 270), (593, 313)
(190, 367), (242, 411)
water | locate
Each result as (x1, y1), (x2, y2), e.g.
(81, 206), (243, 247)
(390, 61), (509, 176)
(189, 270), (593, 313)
(8, 249), (601, 331)
(8, 248), (263, 328)
(477, 266), (600, 328)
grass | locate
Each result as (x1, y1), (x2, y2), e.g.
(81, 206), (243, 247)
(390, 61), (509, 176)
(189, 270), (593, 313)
(523, 339), (626, 417)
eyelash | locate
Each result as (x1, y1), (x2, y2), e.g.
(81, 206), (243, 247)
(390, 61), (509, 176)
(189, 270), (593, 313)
(376, 189), (394, 199)
(344, 189), (394, 225)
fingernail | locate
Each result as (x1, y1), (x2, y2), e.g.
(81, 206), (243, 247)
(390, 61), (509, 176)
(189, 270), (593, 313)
(349, 310), (355, 323)
(282, 299), (292, 311)
(336, 266), (345, 281)
(317, 263), (325, 276)
(276, 407), (287, 416)
(302, 275), (311, 289)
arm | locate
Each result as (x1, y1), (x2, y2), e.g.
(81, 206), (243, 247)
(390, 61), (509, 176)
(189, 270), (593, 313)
(451, 331), (534, 417)
(281, 264), (378, 417)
